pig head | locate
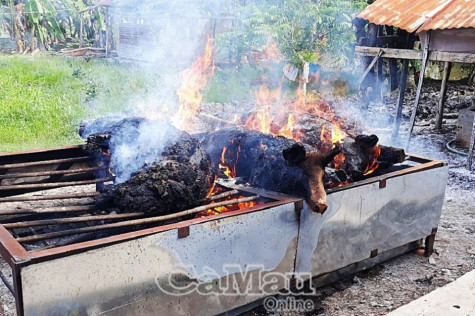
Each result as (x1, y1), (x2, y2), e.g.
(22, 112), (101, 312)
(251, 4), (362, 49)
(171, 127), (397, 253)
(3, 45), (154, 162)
(283, 143), (341, 213)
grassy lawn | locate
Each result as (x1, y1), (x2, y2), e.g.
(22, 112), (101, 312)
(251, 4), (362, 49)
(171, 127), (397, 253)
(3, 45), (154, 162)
(0, 55), (155, 152)
(0, 55), (272, 153)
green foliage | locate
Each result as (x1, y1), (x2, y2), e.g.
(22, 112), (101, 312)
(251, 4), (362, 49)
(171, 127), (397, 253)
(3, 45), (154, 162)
(217, 0), (367, 68)
(0, 0), (106, 51)
(0, 55), (157, 152)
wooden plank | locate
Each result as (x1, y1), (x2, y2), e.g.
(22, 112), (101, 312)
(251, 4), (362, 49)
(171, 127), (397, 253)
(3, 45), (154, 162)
(355, 46), (475, 63)
(435, 61), (452, 129)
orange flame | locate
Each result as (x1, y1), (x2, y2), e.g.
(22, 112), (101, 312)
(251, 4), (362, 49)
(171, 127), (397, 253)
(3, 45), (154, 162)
(242, 81), (349, 144)
(206, 174), (219, 198)
(173, 36), (215, 130)
(331, 123), (346, 145)
(218, 145), (240, 179)
(364, 145), (382, 175)
(196, 195), (262, 218)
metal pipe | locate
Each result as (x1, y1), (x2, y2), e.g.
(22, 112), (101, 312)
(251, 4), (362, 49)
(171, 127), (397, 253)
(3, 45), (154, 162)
(0, 156), (93, 170)
(0, 192), (99, 203)
(0, 269), (13, 295)
(16, 196), (260, 243)
(0, 178), (112, 191)
(0, 205), (95, 216)
(3, 213), (144, 229)
(0, 166), (105, 179)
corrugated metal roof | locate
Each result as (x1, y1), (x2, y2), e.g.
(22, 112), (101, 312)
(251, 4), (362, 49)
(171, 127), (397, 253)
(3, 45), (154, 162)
(418, 0), (475, 32)
(356, 0), (474, 33)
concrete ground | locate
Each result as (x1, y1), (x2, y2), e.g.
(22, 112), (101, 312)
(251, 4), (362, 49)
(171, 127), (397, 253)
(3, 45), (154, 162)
(387, 269), (475, 316)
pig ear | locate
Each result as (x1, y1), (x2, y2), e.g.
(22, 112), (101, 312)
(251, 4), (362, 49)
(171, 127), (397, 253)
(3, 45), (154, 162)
(355, 134), (379, 148)
(283, 143), (306, 166)
(323, 145), (342, 166)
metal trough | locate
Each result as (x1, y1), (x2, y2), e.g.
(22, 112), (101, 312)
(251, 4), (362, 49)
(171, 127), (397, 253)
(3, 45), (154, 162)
(0, 146), (447, 316)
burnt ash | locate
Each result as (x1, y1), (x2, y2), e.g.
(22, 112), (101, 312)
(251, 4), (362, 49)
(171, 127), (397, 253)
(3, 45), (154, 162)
(96, 159), (208, 214)
(83, 117), (213, 215)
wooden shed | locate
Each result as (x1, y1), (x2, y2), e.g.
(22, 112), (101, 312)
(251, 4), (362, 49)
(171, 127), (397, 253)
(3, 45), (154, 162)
(354, 0), (475, 145)
(106, 0), (236, 64)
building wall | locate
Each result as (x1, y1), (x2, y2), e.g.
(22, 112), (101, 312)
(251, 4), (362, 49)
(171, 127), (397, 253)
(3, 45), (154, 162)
(420, 29), (475, 54)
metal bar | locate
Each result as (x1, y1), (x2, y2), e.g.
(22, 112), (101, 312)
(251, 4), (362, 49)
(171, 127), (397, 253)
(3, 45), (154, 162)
(3, 213), (144, 229)
(435, 61), (452, 129)
(406, 31), (431, 149)
(326, 156), (446, 194)
(26, 198), (291, 262)
(0, 178), (112, 191)
(0, 156), (93, 170)
(0, 192), (99, 203)
(0, 225), (30, 267)
(16, 196), (260, 243)
(0, 205), (95, 216)
(0, 269), (13, 295)
(0, 145), (81, 158)
(0, 166), (105, 179)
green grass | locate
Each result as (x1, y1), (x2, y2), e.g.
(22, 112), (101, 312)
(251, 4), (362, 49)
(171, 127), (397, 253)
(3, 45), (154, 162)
(0, 55), (156, 152)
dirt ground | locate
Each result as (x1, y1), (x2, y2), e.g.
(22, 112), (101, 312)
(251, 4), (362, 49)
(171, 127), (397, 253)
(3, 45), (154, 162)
(0, 81), (473, 316)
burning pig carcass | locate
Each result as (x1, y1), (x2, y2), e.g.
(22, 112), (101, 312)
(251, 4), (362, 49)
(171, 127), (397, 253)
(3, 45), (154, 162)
(0, 28), (447, 316)
(0, 110), (447, 315)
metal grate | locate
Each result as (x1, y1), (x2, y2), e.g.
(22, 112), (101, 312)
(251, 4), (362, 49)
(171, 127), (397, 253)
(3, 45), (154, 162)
(0, 146), (285, 253)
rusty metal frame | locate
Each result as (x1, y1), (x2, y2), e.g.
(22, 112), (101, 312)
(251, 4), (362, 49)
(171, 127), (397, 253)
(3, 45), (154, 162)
(0, 146), (447, 316)
(326, 153), (447, 194)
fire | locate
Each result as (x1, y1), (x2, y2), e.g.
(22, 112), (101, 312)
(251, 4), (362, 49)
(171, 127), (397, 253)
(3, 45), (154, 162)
(206, 174), (219, 198)
(242, 80), (350, 144)
(278, 114), (297, 139)
(317, 123), (346, 170)
(255, 84), (282, 106)
(218, 145), (240, 179)
(331, 123), (346, 145)
(196, 195), (262, 218)
(333, 153), (345, 170)
(364, 145), (382, 176)
(173, 36), (215, 130)
(245, 110), (271, 135)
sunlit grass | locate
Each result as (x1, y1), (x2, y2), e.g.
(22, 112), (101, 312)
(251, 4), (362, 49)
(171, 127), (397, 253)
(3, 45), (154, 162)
(0, 55), (156, 152)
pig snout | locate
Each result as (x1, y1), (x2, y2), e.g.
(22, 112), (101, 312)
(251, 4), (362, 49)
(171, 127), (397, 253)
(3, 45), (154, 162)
(306, 178), (328, 213)
(303, 152), (328, 214)
(283, 144), (341, 214)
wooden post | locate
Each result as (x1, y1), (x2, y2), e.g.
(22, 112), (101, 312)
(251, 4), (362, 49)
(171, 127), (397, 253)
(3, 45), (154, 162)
(79, 12), (84, 48)
(392, 59), (409, 141)
(377, 58), (384, 101)
(435, 61), (452, 129)
(105, 8), (109, 56)
(406, 31), (431, 149)
(468, 116), (475, 171)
